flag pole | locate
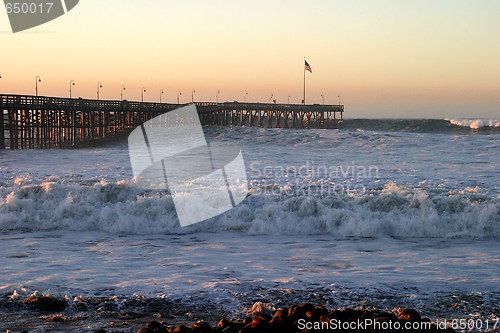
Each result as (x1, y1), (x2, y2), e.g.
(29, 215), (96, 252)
(303, 57), (306, 105)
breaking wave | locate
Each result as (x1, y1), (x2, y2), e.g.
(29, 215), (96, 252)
(1, 177), (499, 238)
(445, 118), (500, 129)
(341, 118), (500, 134)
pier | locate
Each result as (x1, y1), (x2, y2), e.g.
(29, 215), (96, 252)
(0, 94), (344, 149)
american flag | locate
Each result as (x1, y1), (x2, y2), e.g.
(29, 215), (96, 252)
(305, 60), (312, 73)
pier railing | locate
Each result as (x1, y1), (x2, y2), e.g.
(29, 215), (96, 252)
(1, 94), (344, 149)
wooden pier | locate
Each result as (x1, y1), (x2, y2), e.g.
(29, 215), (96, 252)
(0, 94), (344, 149)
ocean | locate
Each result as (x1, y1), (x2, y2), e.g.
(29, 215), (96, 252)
(1, 118), (499, 332)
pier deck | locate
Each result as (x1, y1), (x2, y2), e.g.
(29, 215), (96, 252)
(1, 94), (344, 149)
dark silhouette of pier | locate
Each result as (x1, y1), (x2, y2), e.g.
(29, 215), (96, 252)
(0, 94), (344, 149)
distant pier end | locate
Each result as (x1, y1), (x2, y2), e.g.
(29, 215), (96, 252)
(1, 94), (344, 149)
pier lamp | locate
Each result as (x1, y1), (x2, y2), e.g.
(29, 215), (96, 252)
(97, 82), (102, 100)
(142, 87), (146, 102)
(121, 85), (126, 101)
(338, 94), (341, 105)
(160, 89), (164, 103)
(69, 80), (75, 98)
(177, 91), (182, 104)
(35, 76), (42, 96)
(288, 95), (291, 104)
(270, 93), (273, 103)
(216, 90), (220, 103)
(321, 94), (324, 105)
(191, 88), (195, 102)
(245, 91), (248, 103)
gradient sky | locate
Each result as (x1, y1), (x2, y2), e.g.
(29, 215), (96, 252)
(1, 0), (499, 118)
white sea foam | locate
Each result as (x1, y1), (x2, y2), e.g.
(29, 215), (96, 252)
(445, 118), (500, 129)
(1, 178), (499, 238)
(1, 126), (499, 237)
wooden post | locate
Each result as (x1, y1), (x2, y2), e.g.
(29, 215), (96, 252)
(90, 110), (94, 140)
(72, 110), (76, 146)
(57, 110), (62, 148)
(81, 110), (86, 143)
(41, 109), (46, 149)
(8, 109), (14, 149)
(0, 107), (5, 150)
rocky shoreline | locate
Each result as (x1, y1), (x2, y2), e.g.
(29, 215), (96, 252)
(132, 304), (459, 333)
(2, 289), (498, 333)
(3, 303), (461, 333)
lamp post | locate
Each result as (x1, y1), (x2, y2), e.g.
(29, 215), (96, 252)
(35, 76), (42, 96)
(288, 95), (291, 104)
(216, 90), (220, 103)
(141, 87), (146, 102)
(160, 89), (164, 103)
(97, 82), (102, 100)
(121, 85), (126, 101)
(244, 91), (248, 103)
(338, 94), (341, 105)
(191, 88), (195, 102)
(177, 91), (181, 104)
(321, 94), (324, 105)
(269, 93), (273, 103)
(69, 80), (75, 98)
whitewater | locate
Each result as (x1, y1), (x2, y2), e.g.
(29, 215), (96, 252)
(0, 118), (499, 331)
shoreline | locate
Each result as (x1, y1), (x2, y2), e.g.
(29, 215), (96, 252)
(2, 286), (499, 332)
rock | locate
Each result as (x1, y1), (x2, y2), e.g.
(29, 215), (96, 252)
(315, 305), (329, 317)
(305, 310), (316, 318)
(255, 313), (272, 323)
(250, 316), (268, 330)
(376, 312), (398, 322)
(136, 329), (153, 333)
(273, 309), (288, 318)
(24, 295), (68, 311)
(288, 305), (306, 321)
(220, 326), (241, 333)
(327, 309), (342, 319)
(173, 324), (190, 332)
(251, 302), (273, 315)
(398, 308), (421, 322)
(218, 318), (231, 328)
(238, 324), (254, 333)
(341, 308), (363, 321)
(148, 320), (167, 330)
(221, 324), (243, 333)
(242, 317), (253, 325)
(300, 303), (316, 314)
(191, 321), (213, 332)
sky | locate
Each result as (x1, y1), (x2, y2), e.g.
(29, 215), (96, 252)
(1, 0), (499, 118)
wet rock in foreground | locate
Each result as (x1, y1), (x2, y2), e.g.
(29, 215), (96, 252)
(133, 304), (457, 333)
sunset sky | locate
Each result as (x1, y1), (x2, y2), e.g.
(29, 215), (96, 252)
(1, 0), (499, 118)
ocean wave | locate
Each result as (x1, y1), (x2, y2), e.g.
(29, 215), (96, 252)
(341, 118), (500, 134)
(445, 118), (500, 129)
(1, 177), (498, 238)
